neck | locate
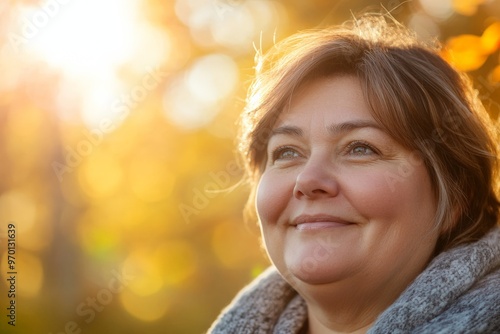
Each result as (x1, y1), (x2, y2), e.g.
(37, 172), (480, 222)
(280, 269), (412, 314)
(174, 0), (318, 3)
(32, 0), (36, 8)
(293, 274), (407, 334)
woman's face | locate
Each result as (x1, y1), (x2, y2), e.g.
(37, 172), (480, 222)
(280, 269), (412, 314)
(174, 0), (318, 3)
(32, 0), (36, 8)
(256, 75), (439, 289)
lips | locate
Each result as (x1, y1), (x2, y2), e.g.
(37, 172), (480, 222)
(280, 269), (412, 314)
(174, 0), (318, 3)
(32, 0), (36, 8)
(291, 214), (353, 230)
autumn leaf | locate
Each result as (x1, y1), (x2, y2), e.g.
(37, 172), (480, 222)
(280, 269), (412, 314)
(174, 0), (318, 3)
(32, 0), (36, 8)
(442, 34), (489, 71)
(481, 22), (500, 54)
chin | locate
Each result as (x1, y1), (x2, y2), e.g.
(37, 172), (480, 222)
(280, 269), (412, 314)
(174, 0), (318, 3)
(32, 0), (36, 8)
(288, 268), (335, 285)
(283, 256), (350, 286)
(275, 238), (348, 286)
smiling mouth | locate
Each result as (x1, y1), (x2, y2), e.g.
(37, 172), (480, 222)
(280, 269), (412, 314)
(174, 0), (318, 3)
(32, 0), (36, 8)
(296, 222), (349, 230)
(292, 215), (353, 231)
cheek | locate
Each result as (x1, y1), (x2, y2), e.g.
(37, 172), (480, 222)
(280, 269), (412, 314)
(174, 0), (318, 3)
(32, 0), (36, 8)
(256, 171), (292, 224)
(343, 163), (436, 224)
(345, 171), (400, 216)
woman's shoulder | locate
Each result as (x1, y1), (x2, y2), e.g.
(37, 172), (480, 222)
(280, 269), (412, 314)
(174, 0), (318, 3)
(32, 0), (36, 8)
(369, 226), (500, 333)
(413, 266), (500, 333)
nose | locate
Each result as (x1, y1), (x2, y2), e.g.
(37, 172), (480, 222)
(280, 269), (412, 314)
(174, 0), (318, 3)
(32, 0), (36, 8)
(293, 160), (339, 199)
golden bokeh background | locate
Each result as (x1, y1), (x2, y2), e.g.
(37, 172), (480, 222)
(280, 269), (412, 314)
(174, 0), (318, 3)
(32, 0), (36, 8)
(0, 0), (499, 333)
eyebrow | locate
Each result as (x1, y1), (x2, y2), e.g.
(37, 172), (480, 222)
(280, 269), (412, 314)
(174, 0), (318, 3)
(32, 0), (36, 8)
(270, 120), (382, 138)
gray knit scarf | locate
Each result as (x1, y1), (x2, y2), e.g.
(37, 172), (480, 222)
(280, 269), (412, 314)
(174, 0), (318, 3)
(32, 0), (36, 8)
(209, 227), (500, 333)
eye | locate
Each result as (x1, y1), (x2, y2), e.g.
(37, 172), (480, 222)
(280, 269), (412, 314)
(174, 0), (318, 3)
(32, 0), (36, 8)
(271, 146), (301, 162)
(346, 141), (377, 156)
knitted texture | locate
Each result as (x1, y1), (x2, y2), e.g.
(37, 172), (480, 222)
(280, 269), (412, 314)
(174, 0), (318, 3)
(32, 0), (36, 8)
(208, 267), (307, 334)
(208, 227), (500, 333)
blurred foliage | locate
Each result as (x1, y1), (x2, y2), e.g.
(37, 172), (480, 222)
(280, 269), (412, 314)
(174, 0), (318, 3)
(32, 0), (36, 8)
(0, 0), (499, 333)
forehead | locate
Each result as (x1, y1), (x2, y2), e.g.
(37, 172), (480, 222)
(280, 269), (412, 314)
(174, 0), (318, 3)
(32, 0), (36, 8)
(274, 75), (375, 129)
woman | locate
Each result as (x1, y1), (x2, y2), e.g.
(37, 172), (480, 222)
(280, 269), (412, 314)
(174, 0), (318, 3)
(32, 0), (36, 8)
(209, 15), (500, 333)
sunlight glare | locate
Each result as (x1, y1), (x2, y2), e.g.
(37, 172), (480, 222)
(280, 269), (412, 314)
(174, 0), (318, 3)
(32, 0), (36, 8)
(19, 0), (171, 128)
(27, 0), (139, 75)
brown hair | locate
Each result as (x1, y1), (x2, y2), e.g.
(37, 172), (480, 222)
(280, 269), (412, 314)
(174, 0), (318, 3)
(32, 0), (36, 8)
(238, 15), (500, 254)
